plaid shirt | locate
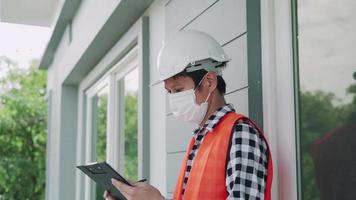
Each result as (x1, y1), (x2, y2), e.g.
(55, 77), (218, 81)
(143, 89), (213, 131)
(181, 104), (269, 200)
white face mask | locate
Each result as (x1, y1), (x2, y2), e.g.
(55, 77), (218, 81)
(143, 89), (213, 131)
(168, 75), (211, 124)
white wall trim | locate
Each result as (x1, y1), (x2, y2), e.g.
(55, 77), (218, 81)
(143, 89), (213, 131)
(260, 0), (279, 199)
(261, 0), (298, 199)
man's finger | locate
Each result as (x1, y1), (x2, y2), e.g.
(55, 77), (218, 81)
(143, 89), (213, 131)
(132, 181), (146, 187)
(111, 178), (134, 196)
(103, 190), (108, 198)
(106, 194), (116, 200)
(103, 191), (115, 200)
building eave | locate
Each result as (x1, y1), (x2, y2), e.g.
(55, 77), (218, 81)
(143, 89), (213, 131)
(38, 0), (81, 70)
(39, 0), (153, 71)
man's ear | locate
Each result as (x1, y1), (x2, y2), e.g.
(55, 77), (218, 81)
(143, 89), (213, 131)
(205, 72), (218, 93)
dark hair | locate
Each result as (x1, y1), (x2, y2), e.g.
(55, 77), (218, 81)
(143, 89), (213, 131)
(173, 69), (226, 95)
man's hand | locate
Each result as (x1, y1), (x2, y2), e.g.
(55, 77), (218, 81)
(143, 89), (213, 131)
(104, 179), (165, 200)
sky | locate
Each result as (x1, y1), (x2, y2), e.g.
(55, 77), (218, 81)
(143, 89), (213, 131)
(0, 22), (51, 77)
(0, 21), (140, 94)
(298, 0), (356, 104)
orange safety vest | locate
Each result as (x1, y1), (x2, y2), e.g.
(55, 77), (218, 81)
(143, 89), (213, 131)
(173, 112), (273, 200)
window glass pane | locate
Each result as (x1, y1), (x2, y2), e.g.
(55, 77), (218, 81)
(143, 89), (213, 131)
(96, 88), (108, 162)
(123, 68), (139, 181)
(296, 0), (356, 199)
(93, 85), (108, 200)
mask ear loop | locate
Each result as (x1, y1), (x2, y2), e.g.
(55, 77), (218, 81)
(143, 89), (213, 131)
(204, 91), (211, 103)
(194, 72), (208, 91)
(194, 72), (212, 103)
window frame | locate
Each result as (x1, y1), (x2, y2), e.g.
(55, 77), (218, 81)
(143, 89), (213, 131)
(85, 76), (110, 164)
(75, 17), (150, 200)
(290, 0), (302, 199)
(83, 46), (138, 200)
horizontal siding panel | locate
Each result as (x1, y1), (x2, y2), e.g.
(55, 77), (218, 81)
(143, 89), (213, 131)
(174, 0), (246, 46)
(165, 0), (218, 35)
(225, 87), (249, 116)
(166, 152), (185, 196)
(166, 115), (196, 153)
(222, 34), (248, 94)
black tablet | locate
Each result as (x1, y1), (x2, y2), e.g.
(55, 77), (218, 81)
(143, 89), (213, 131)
(77, 162), (132, 200)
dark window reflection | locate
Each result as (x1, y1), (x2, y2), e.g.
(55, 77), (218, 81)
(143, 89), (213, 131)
(297, 0), (356, 199)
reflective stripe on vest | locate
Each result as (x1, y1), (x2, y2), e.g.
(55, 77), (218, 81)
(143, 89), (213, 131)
(173, 112), (273, 200)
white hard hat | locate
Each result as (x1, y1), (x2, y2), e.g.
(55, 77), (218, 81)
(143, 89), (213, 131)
(151, 30), (230, 86)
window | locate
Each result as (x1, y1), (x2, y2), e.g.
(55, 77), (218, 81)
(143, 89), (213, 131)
(85, 80), (110, 200)
(76, 18), (150, 200)
(84, 46), (140, 200)
(122, 68), (139, 180)
(114, 66), (139, 181)
(294, 0), (356, 199)
(94, 85), (109, 200)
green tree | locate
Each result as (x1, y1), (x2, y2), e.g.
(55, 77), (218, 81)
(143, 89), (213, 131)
(124, 92), (138, 181)
(345, 83), (356, 121)
(0, 58), (47, 200)
(96, 94), (108, 200)
(97, 94), (108, 162)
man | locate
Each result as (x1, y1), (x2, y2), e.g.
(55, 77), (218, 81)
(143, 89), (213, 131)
(105, 30), (273, 200)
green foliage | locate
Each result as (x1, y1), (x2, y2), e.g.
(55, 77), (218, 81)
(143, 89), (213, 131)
(300, 84), (356, 200)
(0, 60), (47, 200)
(345, 84), (356, 121)
(94, 92), (138, 199)
(95, 94), (108, 200)
(124, 93), (138, 181)
(94, 91), (138, 180)
(97, 95), (108, 162)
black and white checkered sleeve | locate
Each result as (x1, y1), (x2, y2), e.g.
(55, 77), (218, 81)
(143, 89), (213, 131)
(225, 120), (268, 200)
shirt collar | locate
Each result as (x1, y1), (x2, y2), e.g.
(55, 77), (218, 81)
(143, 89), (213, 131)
(193, 103), (235, 134)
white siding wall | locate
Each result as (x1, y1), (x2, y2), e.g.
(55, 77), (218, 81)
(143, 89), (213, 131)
(164, 0), (248, 196)
(45, 0), (251, 199)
